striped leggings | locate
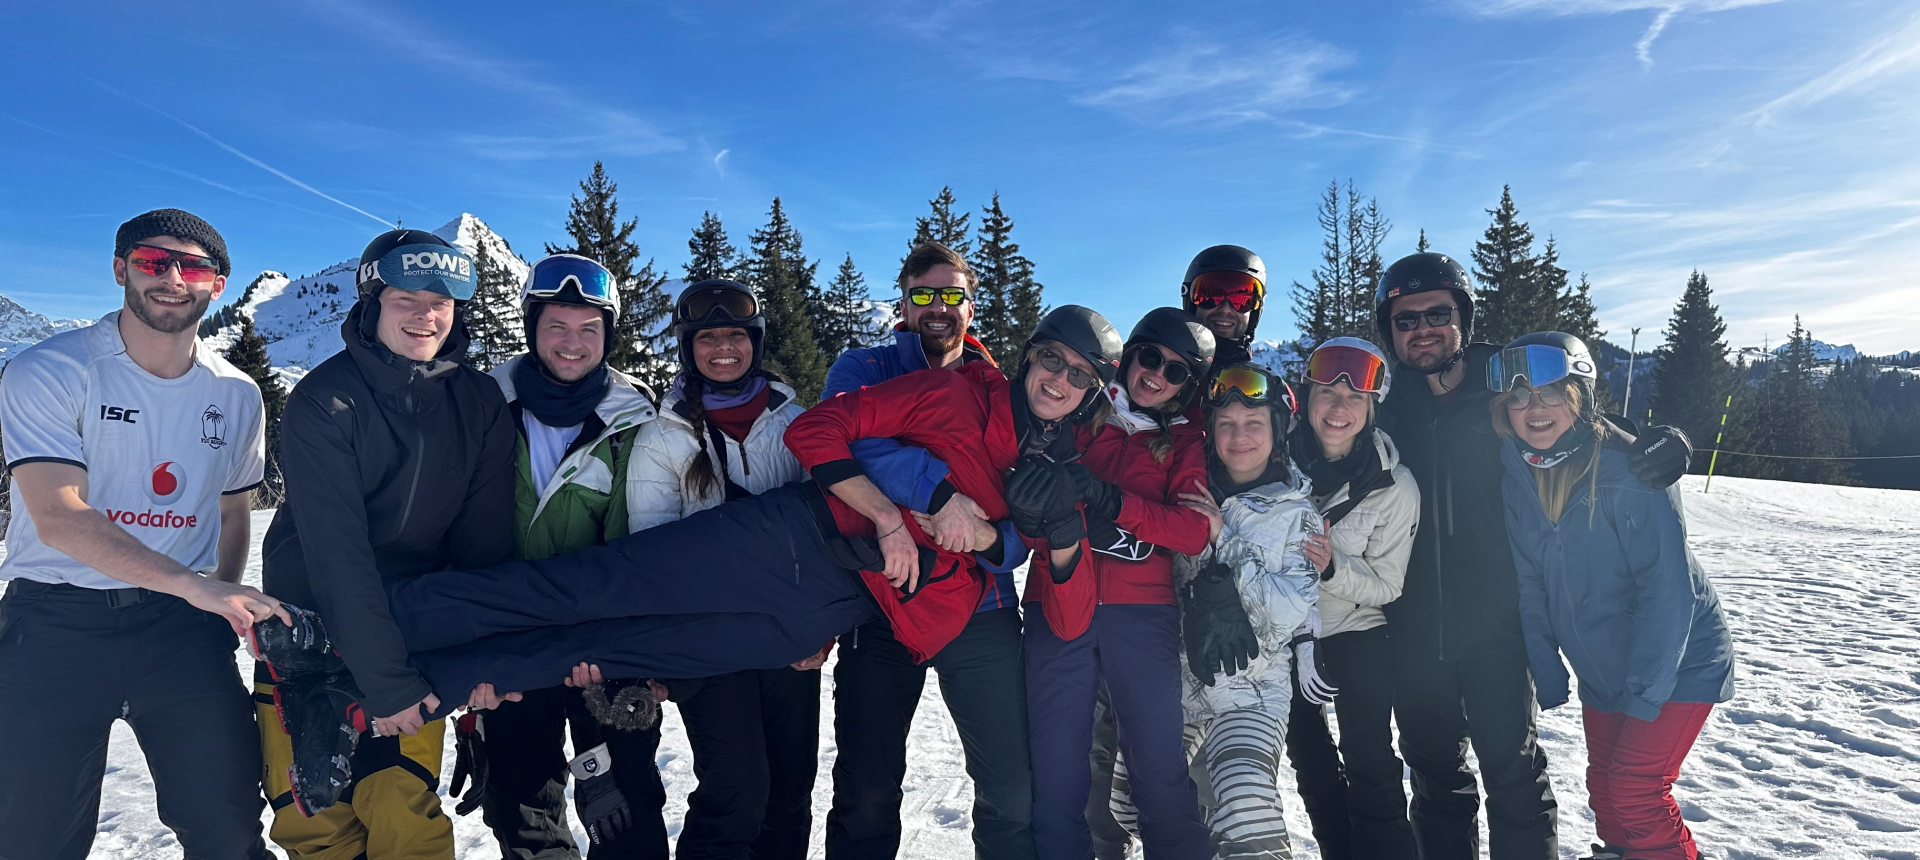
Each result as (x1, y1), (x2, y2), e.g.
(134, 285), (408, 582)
(1114, 709), (1295, 859)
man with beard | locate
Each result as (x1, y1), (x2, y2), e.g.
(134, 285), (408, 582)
(0, 208), (283, 859)
(253, 229), (515, 859)
(1179, 245), (1267, 369)
(819, 241), (1038, 860)
(1371, 252), (1692, 860)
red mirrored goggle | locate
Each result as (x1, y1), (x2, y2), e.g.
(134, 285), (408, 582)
(1304, 344), (1388, 394)
(1188, 270), (1264, 312)
(126, 244), (220, 283)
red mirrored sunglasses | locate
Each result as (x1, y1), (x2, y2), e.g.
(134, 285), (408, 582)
(126, 244), (220, 283)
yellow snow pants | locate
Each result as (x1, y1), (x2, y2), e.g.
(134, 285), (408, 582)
(257, 679), (454, 860)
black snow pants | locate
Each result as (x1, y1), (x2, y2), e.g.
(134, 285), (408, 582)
(672, 667), (821, 860)
(479, 684), (669, 859)
(0, 581), (270, 860)
(1286, 625), (1416, 860)
(384, 484), (876, 714)
(1393, 643), (1558, 860)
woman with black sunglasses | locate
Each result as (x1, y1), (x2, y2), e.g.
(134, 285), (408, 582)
(1024, 307), (1218, 859)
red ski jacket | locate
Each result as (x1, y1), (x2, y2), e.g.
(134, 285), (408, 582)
(786, 362), (1065, 663)
(1022, 418), (1211, 640)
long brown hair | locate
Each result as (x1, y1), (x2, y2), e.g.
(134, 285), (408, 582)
(1103, 345), (1191, 464)
(1491, 379), (1606, 524)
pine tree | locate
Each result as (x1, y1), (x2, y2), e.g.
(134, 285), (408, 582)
(970, 193), (1046, 367)
(1291, 179), (1389, 350)
(817, 254), (881, 355)
(746, 198), (825, 399)
(1729, 317), (1854, 484)
(547, 161), (673, 390)
(1415, 229), (1430, 253)
(465, 239), (525, 371)
(908, 186), (972, 259)
(223, 315), (288, 502)
(1472, 185), (1560, 344)
(685, 211), (741, 283)
(1649, 270), (1737, 455)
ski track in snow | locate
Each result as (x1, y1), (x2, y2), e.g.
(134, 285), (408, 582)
(4, 475), (1917, 858)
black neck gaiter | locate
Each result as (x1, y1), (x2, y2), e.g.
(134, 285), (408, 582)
(512, 356), (610, 428)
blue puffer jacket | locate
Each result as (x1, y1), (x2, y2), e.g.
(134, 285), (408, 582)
(1500, 441), (1735, 721)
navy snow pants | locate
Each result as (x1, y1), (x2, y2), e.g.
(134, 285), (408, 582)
(1025, 603), (1211, 860)
(384, 485), (876, 712)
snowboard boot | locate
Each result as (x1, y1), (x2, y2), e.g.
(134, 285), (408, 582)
(250, 604), (345, 681)
(1580, 845), (1627, 860)
(273, 670), (370, 816)
(582, 677), (662, 731)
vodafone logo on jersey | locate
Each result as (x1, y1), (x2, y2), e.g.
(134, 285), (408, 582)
(102, 460), (201, 530)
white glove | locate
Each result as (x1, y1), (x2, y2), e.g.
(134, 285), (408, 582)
(1292, 635), (1339, 705)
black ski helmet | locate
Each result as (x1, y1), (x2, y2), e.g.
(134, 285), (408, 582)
(355, 229), (454, 300)
(673, 279), (766, 382)
(1373, 252), (1476, 352)
(1499, 330), (1598, 414)
(1124, 307), (1216, 411)
(1181, 244), (1267, 336)
(1021, 304), (1124, 424)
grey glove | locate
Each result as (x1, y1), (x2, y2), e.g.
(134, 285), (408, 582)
(570, 743), (632, 847)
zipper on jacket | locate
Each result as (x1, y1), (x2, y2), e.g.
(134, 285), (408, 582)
(1430, 421), (1445, 659)
(395, 367), (425, 540)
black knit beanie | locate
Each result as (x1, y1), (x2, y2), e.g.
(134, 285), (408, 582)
(115, 209), (230, 276)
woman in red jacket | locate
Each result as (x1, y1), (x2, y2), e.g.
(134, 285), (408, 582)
(1026, 308), (1217, 860)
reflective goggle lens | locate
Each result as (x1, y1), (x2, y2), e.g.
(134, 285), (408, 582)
(1487, 344), (1574, 393)
(1304, 344), (1387, 393)
(908, 287), (970, 307)
(1207, 365), (1272, 405)
(527, 256), (615, 304)
(1189, 270), (1263, 312)
(127, 245), (220, 282)
(678, 287), (759, 326)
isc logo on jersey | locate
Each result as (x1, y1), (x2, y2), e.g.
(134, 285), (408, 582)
(101, 460), (200, 529)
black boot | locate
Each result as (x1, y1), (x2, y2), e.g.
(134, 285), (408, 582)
(250, 604), (345, 681)
(272, 671), (369, 816)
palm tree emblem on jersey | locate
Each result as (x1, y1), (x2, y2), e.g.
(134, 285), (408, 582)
(201, 404), (226, 449)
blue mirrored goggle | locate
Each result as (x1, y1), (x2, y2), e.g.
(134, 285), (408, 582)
(1488, 344), (1576, 393)
(525, 254), (616, 310)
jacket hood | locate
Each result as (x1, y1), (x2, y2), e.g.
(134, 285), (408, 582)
(341, 299), (472, 395)
(489, 354), (657, 429)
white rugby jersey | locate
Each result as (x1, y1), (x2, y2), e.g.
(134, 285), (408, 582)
(0, 312), (265, 589)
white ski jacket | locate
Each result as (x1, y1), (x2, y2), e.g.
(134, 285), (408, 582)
(1310, 429), (1420, 638)
(626, 379), (806, 531)
(1178, 464), (1322, 722)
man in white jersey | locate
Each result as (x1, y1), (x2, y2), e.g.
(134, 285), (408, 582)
(0, 208), (286, 860)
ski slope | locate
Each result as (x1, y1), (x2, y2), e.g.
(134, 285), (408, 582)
(4, 474), (1917, 858)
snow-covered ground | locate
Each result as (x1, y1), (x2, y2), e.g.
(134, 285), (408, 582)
(4, 474), (1918, 858)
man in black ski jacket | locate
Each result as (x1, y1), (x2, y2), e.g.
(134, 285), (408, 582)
(1372, 252), (1691, 860)
(256, 229), (516, 858)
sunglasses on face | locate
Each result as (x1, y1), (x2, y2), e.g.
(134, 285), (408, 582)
(1503, 386), (1569, 411)
(1132, 346), (1191, 387)
(1032, 346), (1101, 390)
(126, 244), (220, 283)
(1391, 306), (1458, 332)
(1188, 270), (1263, 312)
(907, 286), (970, 307)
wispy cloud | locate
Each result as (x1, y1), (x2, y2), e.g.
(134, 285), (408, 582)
(713, 149), (730, 177)
(302, 0), (681, 161)
(1077, 32), (1354, 124)
(1749, 7), (1920, 125)
(1451, 1), (1797, 67)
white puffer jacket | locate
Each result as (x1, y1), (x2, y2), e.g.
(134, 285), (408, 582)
(1310, 429), (1420, 638)
(626, 379), (806, 531)
(1178, 464), (1321, 722)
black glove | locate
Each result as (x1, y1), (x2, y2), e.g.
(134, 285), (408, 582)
(1039, 460), (1086, 553)
(1628, 423), (1692, 489)
(1181, 561), (1260, 687)
(447, 711), (487, 816)
(1003, 455), (1056, 539)
(1064, 463), (1124, 522)
(569, 743), (632, 847)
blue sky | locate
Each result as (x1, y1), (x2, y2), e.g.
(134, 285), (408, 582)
(3, 0), (1915, 354)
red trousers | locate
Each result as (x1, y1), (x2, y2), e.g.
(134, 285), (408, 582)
(1582, 702), (1713, 860)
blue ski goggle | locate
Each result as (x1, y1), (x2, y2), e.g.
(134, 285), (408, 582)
(522, 254), (618, 313)
(1487, 344), (1594, 393)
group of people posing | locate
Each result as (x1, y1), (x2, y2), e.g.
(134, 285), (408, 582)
(0, 207), (1736, 860)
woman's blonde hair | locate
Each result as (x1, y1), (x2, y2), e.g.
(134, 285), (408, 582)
(1491, 379), (1606, 523)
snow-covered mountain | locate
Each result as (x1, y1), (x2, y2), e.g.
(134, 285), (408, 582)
(1774, 338), (1861, 363)
(201, 214), (529, 385)
(0, 294), (90, 366)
